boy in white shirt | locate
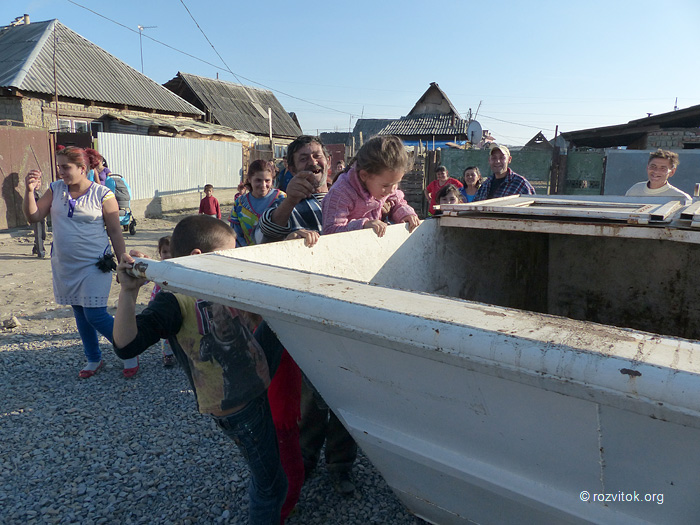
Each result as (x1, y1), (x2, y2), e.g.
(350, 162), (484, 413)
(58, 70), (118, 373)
(625, 149), (691, 202)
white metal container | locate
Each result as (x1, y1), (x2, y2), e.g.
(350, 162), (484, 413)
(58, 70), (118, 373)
(132, 197), (700, 524)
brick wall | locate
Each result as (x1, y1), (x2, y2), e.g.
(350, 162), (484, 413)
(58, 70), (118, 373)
(646, 129), (700, 149)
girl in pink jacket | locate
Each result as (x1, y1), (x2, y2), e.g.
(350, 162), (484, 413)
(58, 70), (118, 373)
(322, 135), (420, 237)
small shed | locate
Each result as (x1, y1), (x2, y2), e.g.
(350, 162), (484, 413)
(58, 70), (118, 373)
(561, 105), (700, 150)
(521, 131), (553, 152)
(163, 72), (302, 157)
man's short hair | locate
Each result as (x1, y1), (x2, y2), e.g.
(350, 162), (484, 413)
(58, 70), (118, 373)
(287, 135), (329, 172)
(648, 149), (679, 169)
(203, 184), (214, 192)
(435, 165), (448, 173)
(170, 215), (236, 257)
(489, 144), (510, 158)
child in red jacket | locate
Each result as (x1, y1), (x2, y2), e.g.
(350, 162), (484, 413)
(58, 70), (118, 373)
(198, 184), (221, 219)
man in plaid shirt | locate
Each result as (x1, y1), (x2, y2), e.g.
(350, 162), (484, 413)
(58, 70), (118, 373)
(473, 144), (535, 201)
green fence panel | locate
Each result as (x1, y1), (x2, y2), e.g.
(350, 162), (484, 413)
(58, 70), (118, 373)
(440, 149), (552, 194)
(565, 151), (605, 195)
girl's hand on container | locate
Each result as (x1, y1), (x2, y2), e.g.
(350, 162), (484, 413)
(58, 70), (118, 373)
(364, 220), (387, 237)
(402, 215), (420, 233)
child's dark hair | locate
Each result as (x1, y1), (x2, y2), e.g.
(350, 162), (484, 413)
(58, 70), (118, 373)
(436, 184), (463, 202)
(354, 135), (409, 175)
(244, 160), (274, 191)
(204, 184), (214, 192)
(170, 216), (236, 257)
(157, 235), (171, 257)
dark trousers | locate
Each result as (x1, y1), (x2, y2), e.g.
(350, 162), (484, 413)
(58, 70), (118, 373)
(213, 395), (287, 525)
(32, 218), (46, 258)
(299, 377), (357, 474)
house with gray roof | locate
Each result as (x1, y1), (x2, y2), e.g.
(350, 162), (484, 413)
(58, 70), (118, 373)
(163, 72), (302, 154)
(560, 105), (700, 150)
(377, 83), (470, 150)
(0, 18), (203, 136)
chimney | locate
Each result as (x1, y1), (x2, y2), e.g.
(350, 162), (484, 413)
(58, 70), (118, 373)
(23, 14), (30, 24)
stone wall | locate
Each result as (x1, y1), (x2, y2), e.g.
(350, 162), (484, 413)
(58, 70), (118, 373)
(646, 128), (700, 149)
(0, 94), (191, 130)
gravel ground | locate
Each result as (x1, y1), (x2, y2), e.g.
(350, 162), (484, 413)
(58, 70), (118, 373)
(0, 213), (417, 524)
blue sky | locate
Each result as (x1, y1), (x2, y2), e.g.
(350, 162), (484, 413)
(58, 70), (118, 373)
(5, 0), (700, 146)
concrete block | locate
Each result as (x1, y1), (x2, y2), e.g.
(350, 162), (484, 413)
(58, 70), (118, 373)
(130, 188), (240, 219)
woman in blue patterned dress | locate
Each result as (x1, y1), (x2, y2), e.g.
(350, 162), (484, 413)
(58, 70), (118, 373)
(23, 147), (137, 378)
(229, 160), (286, 247)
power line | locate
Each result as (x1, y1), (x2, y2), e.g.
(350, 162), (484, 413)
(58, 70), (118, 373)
(177, 0), (355, 117)
(66, 0), (356, 117)
(65, 0), (225, 71)
(478, 113), (556, 132)
(178, 0), (243, 86)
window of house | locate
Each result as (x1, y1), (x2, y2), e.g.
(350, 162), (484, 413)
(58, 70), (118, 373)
(58, 119), (72, 132)
(74, 120), (89, 133)
(90, 121), (103, 138)
(274, 144), (288, 159)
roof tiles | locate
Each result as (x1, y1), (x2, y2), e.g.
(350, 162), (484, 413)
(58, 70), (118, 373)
(378, 114), (469, 136)
(0, 20), (202, 115)
(168, 72), (302, 138)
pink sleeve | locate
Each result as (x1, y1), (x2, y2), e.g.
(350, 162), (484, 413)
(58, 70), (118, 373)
(321, 185), (368, 234)
(387, 189), (417, 224)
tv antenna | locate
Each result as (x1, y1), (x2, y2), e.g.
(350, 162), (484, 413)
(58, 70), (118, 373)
(137, 25), (157, 73)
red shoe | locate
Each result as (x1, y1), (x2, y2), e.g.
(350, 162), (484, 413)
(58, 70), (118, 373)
(123, 357), (139, 378)
(78, 360), (103, 379)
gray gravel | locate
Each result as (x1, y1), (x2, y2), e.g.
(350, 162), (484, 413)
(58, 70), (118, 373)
(0, 220), (418, 525)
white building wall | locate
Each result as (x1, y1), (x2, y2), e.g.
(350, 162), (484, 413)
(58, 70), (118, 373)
(97, 132), (243, 201)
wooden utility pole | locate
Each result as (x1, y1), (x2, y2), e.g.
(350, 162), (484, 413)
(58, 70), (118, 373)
(53, 23), (59, 131)
(268, 107), (275, 160)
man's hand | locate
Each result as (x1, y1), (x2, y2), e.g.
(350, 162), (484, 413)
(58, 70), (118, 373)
(285, 229), (320, 247)
(117, 250), (150, 293)
(402, 215), (421, 232)
(284, 171), (318, 203)
(364, 220), (387, 237)
(25, 170), (42, 193)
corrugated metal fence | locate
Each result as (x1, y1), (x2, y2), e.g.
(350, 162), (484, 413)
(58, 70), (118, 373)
(98, 133), (243, 201)
(0, 126), (54, 229)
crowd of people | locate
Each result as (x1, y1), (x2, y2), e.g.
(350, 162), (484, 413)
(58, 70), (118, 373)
(21, 136), (690, 524)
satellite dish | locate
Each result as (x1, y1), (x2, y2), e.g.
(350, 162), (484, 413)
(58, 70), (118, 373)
(467, 120), (482, 144)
